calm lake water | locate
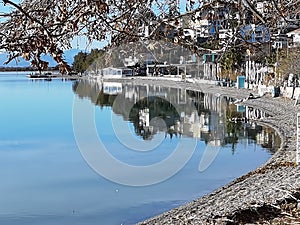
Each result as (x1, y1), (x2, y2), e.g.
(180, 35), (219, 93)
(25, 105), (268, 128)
(0, 72), (280, 225)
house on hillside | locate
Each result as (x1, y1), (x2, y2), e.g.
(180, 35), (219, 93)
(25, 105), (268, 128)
(256, 1), (269, 16)
(286, 28), (300, 47)
(240, 24), (270, 43)
(271, 35), (290, 49)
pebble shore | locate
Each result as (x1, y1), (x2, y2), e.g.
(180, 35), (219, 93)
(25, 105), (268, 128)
(111, 78), (300, 225)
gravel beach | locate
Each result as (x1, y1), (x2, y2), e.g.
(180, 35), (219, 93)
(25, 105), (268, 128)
(110, 77), (300, 224)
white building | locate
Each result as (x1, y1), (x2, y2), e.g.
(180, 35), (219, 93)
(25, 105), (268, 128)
(287, 28), (300, 47)
(256, 1), (269, 16)
(102, 67), (134, 79)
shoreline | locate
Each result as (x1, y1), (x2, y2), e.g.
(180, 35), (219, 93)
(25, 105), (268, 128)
(105, 77), (300, 224)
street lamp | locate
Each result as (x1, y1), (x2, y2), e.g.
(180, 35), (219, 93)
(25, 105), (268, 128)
(246, 49), (251, 89)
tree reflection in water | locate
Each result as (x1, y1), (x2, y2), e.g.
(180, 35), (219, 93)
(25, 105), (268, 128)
(73, 80), (280, 154)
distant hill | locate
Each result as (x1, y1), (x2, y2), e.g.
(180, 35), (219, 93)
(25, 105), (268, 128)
(0, 49), (81, 67)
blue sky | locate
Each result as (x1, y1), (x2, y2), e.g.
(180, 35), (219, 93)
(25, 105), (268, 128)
(0, 0), (20, 16)
(71, 36), (108, 51)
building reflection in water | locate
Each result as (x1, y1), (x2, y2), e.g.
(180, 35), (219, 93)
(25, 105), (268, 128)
(73, 80), (280, 153)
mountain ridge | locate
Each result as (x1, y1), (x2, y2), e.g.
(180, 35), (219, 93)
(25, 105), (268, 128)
(0, 49), (81, 67)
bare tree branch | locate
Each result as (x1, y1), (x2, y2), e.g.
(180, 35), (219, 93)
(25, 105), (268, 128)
(0, 0), (298, 72)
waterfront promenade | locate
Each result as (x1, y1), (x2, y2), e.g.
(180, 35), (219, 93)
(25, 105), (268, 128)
(109, 77), (300, 224)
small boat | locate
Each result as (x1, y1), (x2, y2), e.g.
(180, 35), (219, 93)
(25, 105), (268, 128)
(26, 72), (55, 79)
(26, 73), (48, 79)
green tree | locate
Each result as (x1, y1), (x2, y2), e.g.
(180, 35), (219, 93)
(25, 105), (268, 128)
(219, 47), (245, 81)
(72, 52), (88, 73)
(72, 49), (105, 73)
